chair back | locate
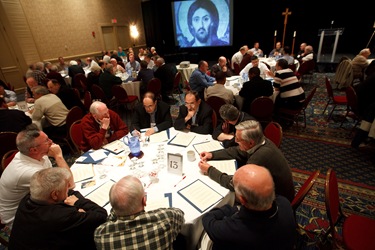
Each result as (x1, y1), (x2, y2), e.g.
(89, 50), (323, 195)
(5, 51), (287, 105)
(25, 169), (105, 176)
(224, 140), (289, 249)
(0, 131), (18, 172)
(325, 168), (343, 240)
(345, 86), (359, 114)
(147, 78), (162, 100)
(249, 96), (274, 125)
(112, 85), (129, 101)
(72, 88), (81, 100)
(297, 60), (315, 76)
(211, 109), (217, 128)
(73, 73), (87, 93)
(206, 96), (227, 123)
(66, 106), (84, 134)
(233, 63), (240, 75)
(69, 119), (83, 154)
(325, 76), (334, 100)
(1, 149), (18, 172)
(263, 122), (283, 148)
(288, 63), (297, 73)
(173, 71), (182, 90)
(291, 169), (320, 212)
(91, 84), (109, 104)
(83, 91), (92, 111)
(302, 86), (317, 110)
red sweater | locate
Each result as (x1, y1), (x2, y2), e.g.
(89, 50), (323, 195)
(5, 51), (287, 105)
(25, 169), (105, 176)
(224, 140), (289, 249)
(81, 109), (128, 152)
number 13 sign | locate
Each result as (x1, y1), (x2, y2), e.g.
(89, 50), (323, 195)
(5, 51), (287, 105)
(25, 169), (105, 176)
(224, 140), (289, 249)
(167, 153), (183, 175)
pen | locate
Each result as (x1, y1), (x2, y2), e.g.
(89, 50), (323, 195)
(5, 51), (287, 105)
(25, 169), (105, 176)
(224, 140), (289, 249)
(174, 175), (186, 187)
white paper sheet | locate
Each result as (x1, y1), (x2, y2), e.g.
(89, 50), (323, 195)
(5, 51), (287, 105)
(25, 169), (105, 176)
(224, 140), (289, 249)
(193, 140), (223, 154)
(85, 180), (116, 207)
(168, 133), (195, 147)
(72, 163), (95, 183)
(89, 149), (108, 161)
(150, 130), (169, 143)
(206, 159), (237, 175)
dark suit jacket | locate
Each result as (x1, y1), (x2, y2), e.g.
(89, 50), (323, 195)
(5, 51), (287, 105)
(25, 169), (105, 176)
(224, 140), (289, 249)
(132, 100), (172, 132)
(46, 71), (66, 86)
(174, 101), (213, 134)
(9, 191), (107, 250)
(98, 70), (122, 99)
(0, 109), (32, 133)
(68, 65), (85, 87)
(57, 85), (86, 112)
(239, 76), (274, 112)
(154, 63), (177, 94)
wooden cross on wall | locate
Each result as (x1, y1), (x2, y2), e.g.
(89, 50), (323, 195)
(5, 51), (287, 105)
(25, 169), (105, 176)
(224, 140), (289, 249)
(282, 8), (292, 47)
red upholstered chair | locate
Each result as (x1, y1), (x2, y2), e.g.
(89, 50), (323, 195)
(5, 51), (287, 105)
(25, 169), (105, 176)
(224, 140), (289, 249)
(249, 96), (274, 128)
(0, 131), (17, 175)
(1, 149), (18, 172)
(206, 96), (227, 124)
(322, 76), (347, 121)
(276, 87), (317, 133)
(69, 119), (83, 155)
(339, 86), (362, 133)
(296, 60), (316, 84)
(291, 169), (320, 212)
(83, 90), (92, 112)
(263, 121), (283, 148)
(111, 85), (139, 111)
(324, 168), (375, 249)
(147, 78), (162, 100)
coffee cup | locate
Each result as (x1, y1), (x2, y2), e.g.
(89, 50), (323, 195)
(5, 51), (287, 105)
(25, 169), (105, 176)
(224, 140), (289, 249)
(187, 150), (196, 162)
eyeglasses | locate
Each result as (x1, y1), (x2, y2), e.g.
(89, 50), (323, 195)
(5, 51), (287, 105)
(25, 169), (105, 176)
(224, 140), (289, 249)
(34, 138), (52, 147)
(185, 102), (195, 107)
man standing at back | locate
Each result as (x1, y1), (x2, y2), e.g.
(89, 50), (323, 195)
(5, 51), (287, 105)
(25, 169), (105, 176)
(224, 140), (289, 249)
(154, 57), (177, 103)
(0, 124), (74, 229)
(94, 175), (185, 249)
(202, 164), (295, 250)
(189, 60), (215, 100)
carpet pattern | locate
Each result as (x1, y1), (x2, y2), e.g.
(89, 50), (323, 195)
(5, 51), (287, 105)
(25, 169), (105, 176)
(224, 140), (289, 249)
(293, 170), (375, 249)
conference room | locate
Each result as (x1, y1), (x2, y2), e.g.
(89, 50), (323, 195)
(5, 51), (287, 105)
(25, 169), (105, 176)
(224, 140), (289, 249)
(1, 0), (375, 249)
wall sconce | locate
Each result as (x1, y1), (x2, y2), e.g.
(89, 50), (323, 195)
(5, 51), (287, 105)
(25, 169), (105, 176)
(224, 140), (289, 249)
(130, 25), (139, 47)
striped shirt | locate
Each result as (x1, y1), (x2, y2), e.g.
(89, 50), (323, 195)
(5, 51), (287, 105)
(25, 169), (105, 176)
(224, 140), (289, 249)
(273, 68), (305, 106)
(94, 208), (184, 250)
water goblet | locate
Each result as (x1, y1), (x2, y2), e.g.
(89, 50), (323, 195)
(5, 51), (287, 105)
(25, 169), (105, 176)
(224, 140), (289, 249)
(97, 165), (108, 179)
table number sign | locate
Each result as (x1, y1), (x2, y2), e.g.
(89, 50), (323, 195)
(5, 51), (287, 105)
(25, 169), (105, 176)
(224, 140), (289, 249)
(167, 153), (183, 175)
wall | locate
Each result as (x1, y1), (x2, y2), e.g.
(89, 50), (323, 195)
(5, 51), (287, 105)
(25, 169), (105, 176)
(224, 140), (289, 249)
(0, 0), (146, 92)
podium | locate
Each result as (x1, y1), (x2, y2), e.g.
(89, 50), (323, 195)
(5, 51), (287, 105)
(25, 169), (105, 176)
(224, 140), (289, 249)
(317, 28), (344, 63)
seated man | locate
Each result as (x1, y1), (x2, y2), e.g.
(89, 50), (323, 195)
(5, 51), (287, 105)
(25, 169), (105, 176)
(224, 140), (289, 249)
(30, 85), (69, 136)
(110, 58), (125, 74)
(210, 56), (233, 77)
(46, 64), (66, 87)
(239, 67), (274, 111)
(68, 60), (85, 88)
(174, 90), (213, 135)
(81, 101), (128, 152)
(249, 42), (264, 57)
(94, 175), (184, 249)
(352, 48), (371, 81)
(154, 57), (177, 103)
(0, 85), (17, 107)
(132, 91), (172, 136)
(136, 60), (154, 96)
(47, 79), (86, 112)
(198, 120), (295, 202)
(202, 164), (296, 249)
(125, 53), (141, 76)
(204, 71), (234, 104)
(25, 76), (40, 103)
(239, 55), (272, 80)
(9, 167), (107, 249)
(273, 59), (305, 110)
(189, 60), (215, 100)
(99, 64), (123, 100)
(231, 45), (248, 69)
(212, 104), (255, 148)
(0, 124), (74, 229)
(0, 97), (31, 133)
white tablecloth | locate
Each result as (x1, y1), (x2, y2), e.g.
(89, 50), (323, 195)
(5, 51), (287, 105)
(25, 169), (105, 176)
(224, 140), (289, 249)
(259, 57), (300, 72)
(176, 64), (198, 84)
(121, 81), (141, 100)
(72, 128), (234, 250)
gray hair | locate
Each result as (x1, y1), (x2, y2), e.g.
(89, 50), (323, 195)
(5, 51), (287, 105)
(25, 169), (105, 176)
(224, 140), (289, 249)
(35, 62), (44, 70)
(30, 168), (71, 202)
(89, 101), (106, 115)
(16, 124), (42, 155)
(50, 65), (58, 72)
(32, 85), (49, 95)
(109, 175), (144, 216)
(69, 60), (78, 66)
(219, 104), (240, 121)
(235, 120), (264, 145)
(234, 168), (275, 210)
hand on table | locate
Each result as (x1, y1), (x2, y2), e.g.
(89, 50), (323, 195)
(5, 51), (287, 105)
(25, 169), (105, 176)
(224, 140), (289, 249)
(200, 151), (212, 161)
(198, 160), (211, 175)
(145, 128), (155, 136)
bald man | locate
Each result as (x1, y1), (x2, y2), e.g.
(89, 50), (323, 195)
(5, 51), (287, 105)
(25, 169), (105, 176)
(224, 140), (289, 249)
(94, 175), (184, 249)
(202, 164), (296, 249)
(210, 56), (233, 77)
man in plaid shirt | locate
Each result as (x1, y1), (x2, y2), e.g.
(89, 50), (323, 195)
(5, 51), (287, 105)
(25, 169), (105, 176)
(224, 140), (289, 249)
(94, 175), (185, 250)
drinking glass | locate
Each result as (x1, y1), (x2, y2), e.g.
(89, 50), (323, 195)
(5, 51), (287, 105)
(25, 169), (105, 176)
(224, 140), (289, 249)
(97, 165), (108, 179)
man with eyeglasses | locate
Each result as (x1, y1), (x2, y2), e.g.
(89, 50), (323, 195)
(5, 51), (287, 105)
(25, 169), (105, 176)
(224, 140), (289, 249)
(0, 123), (74, 230)
(174, 90), (214, 134)
(198, 120), (295, 203)
(132, 91), (172, 136)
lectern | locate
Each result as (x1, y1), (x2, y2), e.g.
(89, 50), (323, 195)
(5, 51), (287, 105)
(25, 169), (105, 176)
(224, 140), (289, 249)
(317, 28), (344, 63)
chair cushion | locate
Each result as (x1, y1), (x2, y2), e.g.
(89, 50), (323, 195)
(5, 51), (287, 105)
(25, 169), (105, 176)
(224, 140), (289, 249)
(343, 215), (375, 250)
